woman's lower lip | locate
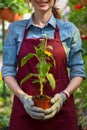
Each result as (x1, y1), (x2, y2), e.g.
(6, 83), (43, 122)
(37, 2), (48, 6)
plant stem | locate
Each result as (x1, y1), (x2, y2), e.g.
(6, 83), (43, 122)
(40, 81), (43, 96)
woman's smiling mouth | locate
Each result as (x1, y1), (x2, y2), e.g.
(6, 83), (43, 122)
(37, 1), (48, 6)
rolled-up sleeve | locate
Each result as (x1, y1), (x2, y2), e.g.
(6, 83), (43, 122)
(1, 23), (18, 78)
(68, 24), (86, 79)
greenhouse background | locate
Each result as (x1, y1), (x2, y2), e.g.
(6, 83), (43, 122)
(0, 0), (87, 130)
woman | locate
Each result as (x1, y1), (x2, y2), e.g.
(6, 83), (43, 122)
(1, 0), (85, 130)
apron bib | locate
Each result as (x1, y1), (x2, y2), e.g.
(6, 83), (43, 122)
(9, 25), (79, 130)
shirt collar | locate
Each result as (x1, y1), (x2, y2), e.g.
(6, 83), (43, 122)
(26, 13), (57, 29)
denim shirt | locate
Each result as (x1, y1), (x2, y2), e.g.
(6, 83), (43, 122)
(1, 14), (86, 79)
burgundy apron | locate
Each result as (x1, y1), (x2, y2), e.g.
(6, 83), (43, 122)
(9, 25), (79, 130)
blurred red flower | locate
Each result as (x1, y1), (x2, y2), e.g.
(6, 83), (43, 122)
(75, 4), (83, 10)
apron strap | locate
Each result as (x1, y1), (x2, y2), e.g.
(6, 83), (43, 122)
(23, 29), (29, 39)
(54, 25), (60, 42)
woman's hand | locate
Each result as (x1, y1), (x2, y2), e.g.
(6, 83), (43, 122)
(43, 93), (67, 120)
(20, 93), (45, 120)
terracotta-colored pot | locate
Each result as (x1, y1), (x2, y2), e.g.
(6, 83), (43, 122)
(81, 0), (87, 5)
(33, 95), (51, 110)
(0, 8), (22, 22)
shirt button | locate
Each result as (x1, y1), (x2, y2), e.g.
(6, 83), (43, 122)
(41, 30), (44, 34)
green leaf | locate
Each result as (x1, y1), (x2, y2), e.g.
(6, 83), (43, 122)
(21, 53), (34, 67)
(32, 80), (39, 84)
(46, 45), (53, 50)
(83, 103), (87, 108)
(20, 73), (34, 85)
(46, 73), (55, 90)
(36, 62), (51, 74)
(20, 73), (39, 85)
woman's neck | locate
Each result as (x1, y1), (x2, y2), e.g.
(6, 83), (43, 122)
(33, 10), (52, 28)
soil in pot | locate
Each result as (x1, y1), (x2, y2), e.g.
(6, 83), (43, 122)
(33, 95), (51, 110)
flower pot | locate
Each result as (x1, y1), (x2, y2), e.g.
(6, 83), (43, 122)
(33, 95), (51, 110)
(0, 8), (22, 22)
(81, 0), (87, 5)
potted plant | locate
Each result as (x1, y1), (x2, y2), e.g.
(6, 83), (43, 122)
(81, 0), (87, 5)
(0, 0), (29, 22)
(20, 37), (56, 109)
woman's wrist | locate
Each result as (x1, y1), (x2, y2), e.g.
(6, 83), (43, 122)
(62, 90), (70, 99)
